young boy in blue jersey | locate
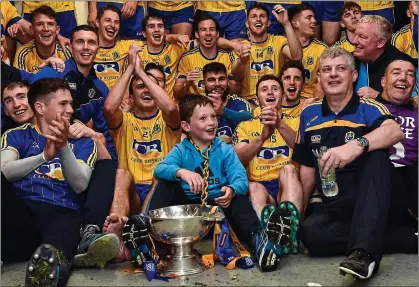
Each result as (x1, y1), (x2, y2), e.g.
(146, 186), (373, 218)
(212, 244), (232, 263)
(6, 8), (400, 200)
(122, 95), (298, 272)
(1, 78), (119, 287)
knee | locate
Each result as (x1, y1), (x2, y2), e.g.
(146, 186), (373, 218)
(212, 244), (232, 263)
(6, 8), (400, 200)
(279, 164), (298, 179)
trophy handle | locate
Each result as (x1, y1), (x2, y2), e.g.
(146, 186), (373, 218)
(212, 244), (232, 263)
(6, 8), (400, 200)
(202, 212), (225, 222)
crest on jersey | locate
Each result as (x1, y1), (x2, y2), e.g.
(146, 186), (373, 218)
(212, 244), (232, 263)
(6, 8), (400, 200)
(345, 131), (355, 142)
(153, 124), (161, 134)
(267, 46), (273, 55)
(68, 82), (77, 90)
(112, 51), (120, 59)
(307, 56), (314, 65)
(88, 88), (95, 99)
(165, 55), (171, 64)
(311, 135), (321, 144)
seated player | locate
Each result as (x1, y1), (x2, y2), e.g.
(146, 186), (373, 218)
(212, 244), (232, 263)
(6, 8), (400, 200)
(234, 74), (303, 267)
(147, 1), (194, 38)
(195, 1), (247, 40)
(288, 3), (328, 99)
(90, 1), (145, 40)
(123, 94), (300, 273)
(334, 2), (363, 53)
(237, 3), (303, 105)
(13, 6), (72, 73)
(203, 62), (253, 144)
(376, 59), (418, 223)
(1, 78), (119, 287)
(391, 0), (418, 59)
(22, 1), (77, 39)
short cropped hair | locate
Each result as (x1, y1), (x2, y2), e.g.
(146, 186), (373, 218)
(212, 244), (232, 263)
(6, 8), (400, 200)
(31, 5), (57, 22)
(279, 60), (305, 82)
(288, 3), (315, 22)
(203, 62), (227, 78)
(28, 78), (70, 112)
(247, 3), (269, 17)
(1, 81), (30, 103)
(339, 2), (362, 18)
(193, 12), (220, 34)
(256, 74), (282, 97)
(359, 15), (392, 42)
(319, 47), (356, 70)
(97, 4), (121, 21)
(70, 25), (99, 43)
(142, 14), (166, 32)
(179, 94), (213, 123)
(145, 62), (166, 86)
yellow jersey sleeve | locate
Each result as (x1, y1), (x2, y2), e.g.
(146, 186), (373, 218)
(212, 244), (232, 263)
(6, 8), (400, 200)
(391, 25), (418, 59)
(1, 1), (21, 33)
(195, 1), (246, 12)
(148, 1), (193, 11)
(354, 1), (394, 11)
(22, 1), (75, 13)
(233, 120), (251, 145)
(114, 111), (180, 185)
(301, 39), (327, 98)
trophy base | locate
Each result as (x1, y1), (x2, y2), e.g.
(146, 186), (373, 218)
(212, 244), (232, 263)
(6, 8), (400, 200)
(161, 249), (205, 276)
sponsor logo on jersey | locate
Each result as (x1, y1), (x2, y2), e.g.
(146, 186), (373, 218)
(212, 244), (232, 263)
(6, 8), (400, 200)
(251, 60), (274, 72)
(256, 145), (290, 165)
(35, 159), (65, 180)
(217, 126), (233, 143)
(93, 62), (120, 73)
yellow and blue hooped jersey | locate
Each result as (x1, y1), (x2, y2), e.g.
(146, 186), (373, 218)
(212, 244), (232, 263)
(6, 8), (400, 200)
(233, 115), (299, 182)
(1, 123), (97, 212)
(13, 40), (72, 73)
(302, 38), (328, 98)
(94, 39), (144, 89)
(177, 47), (237, 96)
(216, 94), (253, 144)
(240, 34), (288, 101)
(195, 1), (246, 12)
(140, 41), (194, 100)
(113, 110), (181, 186)
(391, 25), (418, 59)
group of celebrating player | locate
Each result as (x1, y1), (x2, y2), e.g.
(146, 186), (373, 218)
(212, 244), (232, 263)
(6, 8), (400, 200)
(1, 1), (418, 286)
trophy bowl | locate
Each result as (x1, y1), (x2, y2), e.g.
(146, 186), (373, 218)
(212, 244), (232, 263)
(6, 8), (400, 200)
(144, 204), (224, 276)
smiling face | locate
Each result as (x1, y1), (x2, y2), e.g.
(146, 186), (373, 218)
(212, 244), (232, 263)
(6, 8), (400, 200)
(130, 75), (160, 111)
(293, 10), (316, 37)
(143, 18), (165, 47)
(71, 30), (99, 68)
(281, 67), (304, 103)
(353, 22), (385, 62)
(3, 85), (34, 124)
(195, 19), (218, 49)
(181, 103), (218, 146)
(97, 9), (120, 44)
(247, 8), (269, 37)
(318, 55), (358, 97)
(38, 89), (74, 125)
(32, 13), (60, 47)
(203, 71), (229, 100)
(382, 60), (416, 104)
(257, 79), (282, 109)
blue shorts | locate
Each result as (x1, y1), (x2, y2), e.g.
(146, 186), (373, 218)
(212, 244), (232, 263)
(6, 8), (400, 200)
(24, 10), (77, 38)
(259, 179), (280, 204)
(363, 8), (395, 25)
(196, 10), (247, 40)
(97, 2), (145, 39)
(304, 1), (343, 23)
(147, 6), (194, 31)
(135, 183), (152, 203)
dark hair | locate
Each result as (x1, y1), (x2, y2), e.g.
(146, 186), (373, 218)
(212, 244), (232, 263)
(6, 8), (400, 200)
(179, 94), (213, 123)
(31, 5), (57, 22)
(145, 63), (166, 86)
(279, 60), (305, 82)
(70, 25), (98, 43)
(27, 78), (70, 112)
(340, 2), (362, 18)
(256, 74), (282, 97)
(203, 62), (227, 78)
(288, 3), (315, 22)
(97, 4), (121, 21)
(142, 14), (166, 32)
(1, 81), (30, 103)
(193, 12), (220, 34)
(247, 3), (269, 17)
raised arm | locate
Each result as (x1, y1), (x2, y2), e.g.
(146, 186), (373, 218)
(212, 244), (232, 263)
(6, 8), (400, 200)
(273, 5), (302, 60)
(134, 54), (180, 128)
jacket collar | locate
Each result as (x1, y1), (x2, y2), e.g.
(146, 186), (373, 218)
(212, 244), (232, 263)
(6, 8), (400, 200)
(322, 92), (360, 116)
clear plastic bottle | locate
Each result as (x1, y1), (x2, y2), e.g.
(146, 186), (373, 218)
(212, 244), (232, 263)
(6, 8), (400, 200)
(318, 146), (339, 197)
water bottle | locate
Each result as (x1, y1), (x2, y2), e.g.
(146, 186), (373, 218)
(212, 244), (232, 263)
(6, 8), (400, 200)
(318, 146), (339, 197)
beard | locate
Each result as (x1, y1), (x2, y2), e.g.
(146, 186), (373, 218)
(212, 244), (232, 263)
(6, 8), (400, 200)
(205, 86), (230, 101)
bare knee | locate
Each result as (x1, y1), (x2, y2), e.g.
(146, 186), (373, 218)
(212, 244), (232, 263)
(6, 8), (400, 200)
(280, 164), (298, 180)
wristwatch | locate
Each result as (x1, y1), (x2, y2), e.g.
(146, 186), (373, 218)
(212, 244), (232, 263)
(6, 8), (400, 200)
(357, 137), (369, 154)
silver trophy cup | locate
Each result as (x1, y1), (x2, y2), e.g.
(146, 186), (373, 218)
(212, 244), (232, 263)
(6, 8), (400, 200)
(143, 204), (224, 276)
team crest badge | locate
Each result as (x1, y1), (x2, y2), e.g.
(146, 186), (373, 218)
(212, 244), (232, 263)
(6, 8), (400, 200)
(307, 56), (314, 65)
(345, 131), (355, 142)
(112, 51), (120, 59)
(165, 55), (171, 64)
(311, 135), (321, 144)
(88, 88), (95, 99)
(153, 124), (161, 134)
(267, 46), (273, 55)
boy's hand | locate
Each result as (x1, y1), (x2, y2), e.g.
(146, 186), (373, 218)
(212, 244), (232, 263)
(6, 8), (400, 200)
(176, 169), (204, 194)
(215, 186), (234, 208)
